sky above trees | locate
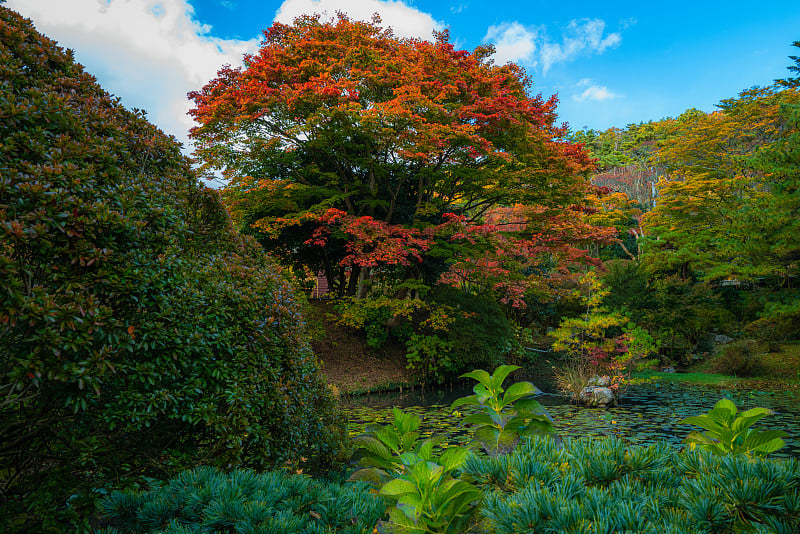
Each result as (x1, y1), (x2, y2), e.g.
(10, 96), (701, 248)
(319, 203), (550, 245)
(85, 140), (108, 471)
(8, 0), (800, 183)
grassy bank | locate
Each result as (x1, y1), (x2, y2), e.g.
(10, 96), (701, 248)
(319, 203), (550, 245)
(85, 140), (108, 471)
(632, 341), (800, 391)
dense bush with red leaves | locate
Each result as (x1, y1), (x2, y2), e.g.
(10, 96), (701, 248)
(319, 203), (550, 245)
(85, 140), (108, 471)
(0, 6), (342, 530)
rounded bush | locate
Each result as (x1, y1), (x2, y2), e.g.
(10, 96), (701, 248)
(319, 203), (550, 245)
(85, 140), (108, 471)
(0, 6), (343, 529)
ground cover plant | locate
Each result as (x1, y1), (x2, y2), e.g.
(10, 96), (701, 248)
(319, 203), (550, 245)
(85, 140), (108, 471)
(470, 436), (800, 533)
(100, 374), (800, 533)
(0, 6), (343, 530)
(96, 467), (384, 534)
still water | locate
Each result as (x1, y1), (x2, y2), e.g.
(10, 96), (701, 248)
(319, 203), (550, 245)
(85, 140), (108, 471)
(342, 380), (800, 458)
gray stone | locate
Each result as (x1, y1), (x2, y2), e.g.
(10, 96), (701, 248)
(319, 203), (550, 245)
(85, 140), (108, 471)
(713, 334), (734, 344)
(661, 366), (675, 373)
(579, 385), (616, 407)
(596, 375), (611, 387)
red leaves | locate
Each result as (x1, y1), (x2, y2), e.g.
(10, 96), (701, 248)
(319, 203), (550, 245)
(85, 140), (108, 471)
(305, 208), (430, 268)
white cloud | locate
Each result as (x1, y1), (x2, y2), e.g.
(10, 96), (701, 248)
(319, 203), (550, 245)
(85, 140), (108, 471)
(483, 22), (537, 65)
(572, 79), (621, 102)
(274, 0), (444, 40)
(484, 17), (621, 73)
(6, 0), (259, 156)
(541, 18), (620, 73)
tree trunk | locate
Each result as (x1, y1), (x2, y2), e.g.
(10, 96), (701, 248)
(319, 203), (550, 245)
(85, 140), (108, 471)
(346, 265), (362, 296)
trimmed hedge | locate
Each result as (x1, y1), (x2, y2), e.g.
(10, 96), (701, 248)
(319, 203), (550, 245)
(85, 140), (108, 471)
(0, 5), (343, 530)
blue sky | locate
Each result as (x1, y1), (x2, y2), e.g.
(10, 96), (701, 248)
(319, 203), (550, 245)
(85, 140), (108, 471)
(8, 0), (800, 161)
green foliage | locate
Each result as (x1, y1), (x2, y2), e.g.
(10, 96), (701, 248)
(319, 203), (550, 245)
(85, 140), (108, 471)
(680, 398), (789, 457)
(451, 365), (554, 456)
(404, 333), (454, 383)
(333, 287), (514, 383)
(96, 466), (384, 534)
(428, 287), (513, 376)
(712, 339), (765, 376)
(468, 435), (800, 533)
(350, 407), (441, 486)
(0, 7), (344, 530)
(334, 295), (422, 348)
(350, 408), (481, 534)
(599, 259), (654, 314)
(379, 448), (481, 534)
(551, 271), (656, 392)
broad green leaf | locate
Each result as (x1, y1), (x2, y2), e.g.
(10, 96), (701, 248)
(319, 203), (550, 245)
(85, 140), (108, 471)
(738, 407), (776, 419)
(489, 364), (520, 391)
(497, 429), (520, 451)
(439, 447), (469, 472)
(713, 398), (738, 416)
(418, 439), (434, 461)
(731, 412), (769, 435)
(742, 429), (789, 455)
(347, 466), (388, 485)
(451, 395), (478, 410)
(460, 369), (491, 386)
(380, 478), (416, 496)
(399, 452), (420, 467)
(461, 412), (494, 427)
(474, 425), (500, 451)
(680, 414), (726, 434)
(514, 398), (553, 422)
(375, 426), (401, 452)
(503, 381), (540, 406)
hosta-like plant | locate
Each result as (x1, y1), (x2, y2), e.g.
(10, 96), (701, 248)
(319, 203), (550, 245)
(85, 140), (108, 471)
(350, 408), (481, 534)
(379, 447), (482, 534)
(680, 398), (788, 457)
(451, 365), (554, 456)
(350, 407), (442, 487)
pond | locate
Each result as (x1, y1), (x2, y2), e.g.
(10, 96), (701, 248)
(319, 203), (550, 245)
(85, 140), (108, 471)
(341, 379), (800, 458)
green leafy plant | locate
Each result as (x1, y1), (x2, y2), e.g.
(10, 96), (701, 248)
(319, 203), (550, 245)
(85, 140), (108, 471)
(680, 398), (788, 457)
(405, 333), (454, 384)
(0, 8), (345, 530)
(380, 447), (481, 534)
(350, 408), (481, 534)
(350, 407), (441, 486)
(451, 365), (554, 456)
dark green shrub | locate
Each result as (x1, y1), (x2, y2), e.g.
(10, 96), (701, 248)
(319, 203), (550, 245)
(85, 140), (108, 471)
(467, 436), (800, 534)
(96, 466), (384, 534)
(745, 299), (800, 343)
(600, 259), (654, 314)
(428, 286), (513, 375)
(712, 339), (764, 376)
(0, 6), (344, 530)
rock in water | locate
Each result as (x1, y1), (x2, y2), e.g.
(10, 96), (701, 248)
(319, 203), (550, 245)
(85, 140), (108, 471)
(579, 386), (616, 407)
